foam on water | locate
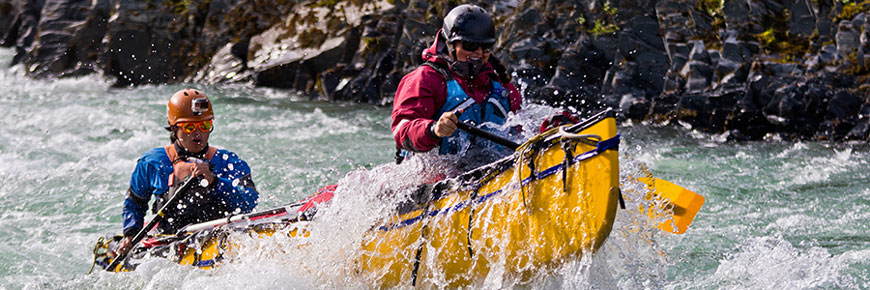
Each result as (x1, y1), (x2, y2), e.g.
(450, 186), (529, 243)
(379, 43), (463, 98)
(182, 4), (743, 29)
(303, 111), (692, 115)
(706, 235), (856, 289)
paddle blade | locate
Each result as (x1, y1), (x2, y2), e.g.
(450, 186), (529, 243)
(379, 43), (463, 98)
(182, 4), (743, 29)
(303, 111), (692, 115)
(637, 177), (705, 234)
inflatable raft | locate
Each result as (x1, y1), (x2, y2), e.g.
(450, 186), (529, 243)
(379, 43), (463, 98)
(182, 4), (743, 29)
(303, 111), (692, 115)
(93, 111), (621, 287)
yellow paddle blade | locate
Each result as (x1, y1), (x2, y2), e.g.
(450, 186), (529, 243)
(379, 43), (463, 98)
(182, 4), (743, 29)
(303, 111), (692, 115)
(637, 177), (705, 234)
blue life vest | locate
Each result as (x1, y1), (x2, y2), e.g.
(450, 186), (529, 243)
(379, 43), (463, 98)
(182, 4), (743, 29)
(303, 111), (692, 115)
(426, 63), (513, 155)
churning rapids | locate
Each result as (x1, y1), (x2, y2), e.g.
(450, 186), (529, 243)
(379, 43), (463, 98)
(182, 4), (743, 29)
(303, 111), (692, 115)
(0, 48), (868, 289)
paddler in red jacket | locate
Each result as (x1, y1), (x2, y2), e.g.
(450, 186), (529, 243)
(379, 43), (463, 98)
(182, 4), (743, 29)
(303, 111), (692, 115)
(391, 4), (521, 165)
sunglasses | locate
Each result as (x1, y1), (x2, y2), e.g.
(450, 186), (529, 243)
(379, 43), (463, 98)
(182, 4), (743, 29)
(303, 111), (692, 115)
(177, 120), (214, 134)
(459, 41), (494, 52)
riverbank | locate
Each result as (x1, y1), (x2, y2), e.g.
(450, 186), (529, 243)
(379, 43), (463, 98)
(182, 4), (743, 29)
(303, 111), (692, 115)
(1, 0), (869, 141)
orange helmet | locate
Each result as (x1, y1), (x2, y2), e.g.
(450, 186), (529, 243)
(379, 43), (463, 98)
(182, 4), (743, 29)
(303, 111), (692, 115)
(167, 88), (214, 126)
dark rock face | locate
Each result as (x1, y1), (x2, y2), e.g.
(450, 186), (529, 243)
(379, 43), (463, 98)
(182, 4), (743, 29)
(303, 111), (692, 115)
(1, 0), (45, 65)
(2, 0), (870, 142)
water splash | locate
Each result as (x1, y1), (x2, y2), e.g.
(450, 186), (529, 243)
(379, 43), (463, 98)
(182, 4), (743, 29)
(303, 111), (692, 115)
(707, 235), (855, 289)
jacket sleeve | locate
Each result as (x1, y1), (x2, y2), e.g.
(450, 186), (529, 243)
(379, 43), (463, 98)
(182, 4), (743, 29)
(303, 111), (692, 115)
(391, 68), (445, 152)
(122, 157), (156, 237)
(211, 152), (258, 213)
(505, 82), (522, 112)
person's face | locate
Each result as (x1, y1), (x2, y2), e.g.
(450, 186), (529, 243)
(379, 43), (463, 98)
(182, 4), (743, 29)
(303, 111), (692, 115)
(175, 120), (212, 153)
(453, 41), (492, 63)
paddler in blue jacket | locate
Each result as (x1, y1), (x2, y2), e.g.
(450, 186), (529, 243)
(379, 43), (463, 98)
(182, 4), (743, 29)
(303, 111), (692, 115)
(115, 88), (259, 255)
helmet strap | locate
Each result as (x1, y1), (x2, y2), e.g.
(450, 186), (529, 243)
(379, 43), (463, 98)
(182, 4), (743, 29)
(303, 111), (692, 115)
(448, 42), (457, 59)
(173, 141), (209, 161)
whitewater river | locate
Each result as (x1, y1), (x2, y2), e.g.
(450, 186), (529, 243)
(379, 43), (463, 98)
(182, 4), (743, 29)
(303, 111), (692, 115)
(0, 47), (868, 289)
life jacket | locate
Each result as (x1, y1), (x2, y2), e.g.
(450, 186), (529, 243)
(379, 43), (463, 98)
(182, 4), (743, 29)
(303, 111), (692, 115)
(153, 144), (228, 234)
(425, 62), (513, 155)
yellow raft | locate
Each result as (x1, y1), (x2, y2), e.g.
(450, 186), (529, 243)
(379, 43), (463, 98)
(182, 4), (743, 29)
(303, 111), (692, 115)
(358, 112), (619, 287)
(95, 112), (621, 288)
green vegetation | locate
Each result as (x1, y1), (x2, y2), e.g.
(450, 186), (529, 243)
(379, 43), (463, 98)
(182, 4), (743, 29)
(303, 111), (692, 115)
(695, 0), (726, 50)
(753, 26), (812, 63)
(757, 28), (777, 47)
(746, 7), (815, 63)
(698, 0), (723, 16)
(836, 0), (870, 22)
(603, 2), (617, 16)
(589, 20), (619, 35)
(311, 0), (371, 8)
(311, 0), (340, 8)
(586, 1), (620, 35)
(167, 0), (191, 15)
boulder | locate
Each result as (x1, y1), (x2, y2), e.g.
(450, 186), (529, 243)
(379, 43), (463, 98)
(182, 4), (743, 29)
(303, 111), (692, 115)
(23, 0), (111, 78)
(823, 90), (862, 139)
(101, 0), (200, 86)
(4, 0), (45, 65)
(618, 91), (651, 120)
(603, 15), (668, 97)
(249, 1), (390, 92)
(836, 20), (860, 62)
(723, 0), (758, 34)
(189, 42), (251, 84)
(814, 0), (836, 45)
(845, 104), (870, 140)
(680, 40), (713, 93)
(537, 37), (608, 110)
(788, 0), (816, 37)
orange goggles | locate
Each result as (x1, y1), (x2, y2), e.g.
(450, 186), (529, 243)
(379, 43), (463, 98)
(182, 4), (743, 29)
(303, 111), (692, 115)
(177, 120), (213, 133)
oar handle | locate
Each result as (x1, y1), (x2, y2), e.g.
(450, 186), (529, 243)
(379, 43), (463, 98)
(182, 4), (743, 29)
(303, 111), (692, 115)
(455, 122), (520, 150)
(106, 176), (199, 271)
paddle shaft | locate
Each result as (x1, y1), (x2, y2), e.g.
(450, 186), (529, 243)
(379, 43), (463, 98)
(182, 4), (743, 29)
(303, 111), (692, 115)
(106, 177), (198, 271)
(455, 122), (519, 150)
(454, 109), (612, 151)
(181, 201), (304, 233)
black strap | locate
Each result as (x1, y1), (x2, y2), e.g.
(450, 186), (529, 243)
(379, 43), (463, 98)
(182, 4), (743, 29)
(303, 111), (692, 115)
(421, 62), (452, 81)
(562, 142), (574, 193)
(126, 188), (149, 208)
(410, 185), (436, 286)
(466, 186), (482, 259)
(172, 142), (209, 163)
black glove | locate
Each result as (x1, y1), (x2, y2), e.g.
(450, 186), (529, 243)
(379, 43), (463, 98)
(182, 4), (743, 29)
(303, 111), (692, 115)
(489, 55), (511, 84)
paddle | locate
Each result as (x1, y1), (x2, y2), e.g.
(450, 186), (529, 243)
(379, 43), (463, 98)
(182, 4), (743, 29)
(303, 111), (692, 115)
(453, 117), (704, 234)
(180, 203), (300, 233)
(636, 177), (704, 234)
(106, 176), (199, 272)
(180, 186), (335, 233)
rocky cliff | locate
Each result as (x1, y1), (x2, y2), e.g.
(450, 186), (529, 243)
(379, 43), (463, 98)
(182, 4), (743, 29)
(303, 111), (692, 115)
(2, 0), (869, 141)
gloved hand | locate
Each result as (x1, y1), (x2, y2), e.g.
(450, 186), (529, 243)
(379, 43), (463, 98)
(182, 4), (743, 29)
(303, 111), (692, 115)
(112, 236), (133, 259)
(175, 158), (215, 186)
(432, 111), (461, 138)
(540, 110), (581, 133)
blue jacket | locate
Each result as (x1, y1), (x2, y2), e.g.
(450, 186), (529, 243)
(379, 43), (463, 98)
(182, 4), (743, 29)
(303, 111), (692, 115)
(122, 147), (258, 236)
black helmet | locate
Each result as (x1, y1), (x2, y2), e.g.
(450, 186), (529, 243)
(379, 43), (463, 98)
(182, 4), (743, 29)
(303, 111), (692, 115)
(441, 4), (496, 44)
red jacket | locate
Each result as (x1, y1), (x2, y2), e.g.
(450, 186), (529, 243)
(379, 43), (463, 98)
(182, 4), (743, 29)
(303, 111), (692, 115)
(391, 34), (522, 152)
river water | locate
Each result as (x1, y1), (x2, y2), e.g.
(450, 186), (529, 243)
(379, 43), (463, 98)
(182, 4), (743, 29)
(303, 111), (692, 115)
(0, 47), (867, 289)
